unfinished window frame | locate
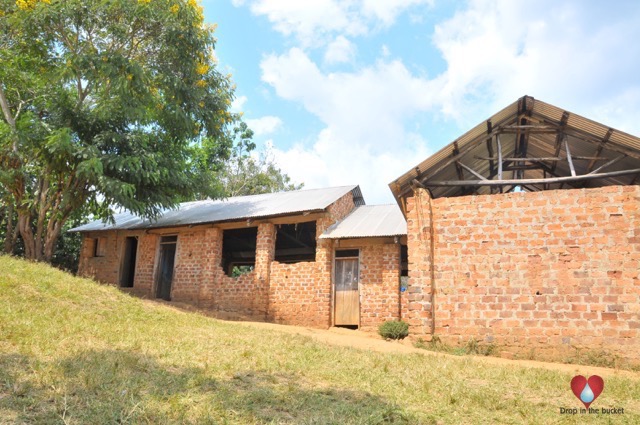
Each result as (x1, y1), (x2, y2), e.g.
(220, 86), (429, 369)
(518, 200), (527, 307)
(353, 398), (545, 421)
(274, 221), (317, 264)
(93, 237), (106, 257)
(221, 227), (258, 277)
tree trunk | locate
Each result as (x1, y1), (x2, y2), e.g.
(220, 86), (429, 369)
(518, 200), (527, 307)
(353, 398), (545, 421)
(43, 220), (63, 262)
(18, 211), (39, 260)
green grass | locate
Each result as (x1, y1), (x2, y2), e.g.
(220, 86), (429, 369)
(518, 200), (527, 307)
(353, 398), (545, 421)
(1, 256), (639, 424)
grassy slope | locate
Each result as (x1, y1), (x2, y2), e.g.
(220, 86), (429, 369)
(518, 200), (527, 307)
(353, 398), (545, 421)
(0, 256), (638, 424)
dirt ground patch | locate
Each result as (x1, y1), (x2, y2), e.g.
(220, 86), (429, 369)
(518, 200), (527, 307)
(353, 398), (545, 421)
(162, 301), (640, 380)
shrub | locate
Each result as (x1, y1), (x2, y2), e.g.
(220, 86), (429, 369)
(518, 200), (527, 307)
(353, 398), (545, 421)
(378, 320), (409, 340)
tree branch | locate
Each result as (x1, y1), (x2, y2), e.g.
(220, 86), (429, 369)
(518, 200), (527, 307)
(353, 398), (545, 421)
(0, 83), (17, 150)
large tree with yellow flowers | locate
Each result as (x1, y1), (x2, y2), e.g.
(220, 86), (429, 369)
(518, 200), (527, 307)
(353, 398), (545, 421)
(0, 0), (242, 261)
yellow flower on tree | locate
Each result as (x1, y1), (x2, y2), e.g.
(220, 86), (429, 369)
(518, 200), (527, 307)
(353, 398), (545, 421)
(15, 0), (37, 11)
(195, 63), (209, 75)
(16, 0), (50, 10)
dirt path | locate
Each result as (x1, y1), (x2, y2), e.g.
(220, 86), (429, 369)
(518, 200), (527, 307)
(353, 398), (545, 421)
(240, 321), (640, 379)
(161, 301), (640, 379)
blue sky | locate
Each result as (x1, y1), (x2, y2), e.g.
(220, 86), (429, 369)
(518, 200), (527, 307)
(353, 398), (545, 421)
(201, 0), (640, 204)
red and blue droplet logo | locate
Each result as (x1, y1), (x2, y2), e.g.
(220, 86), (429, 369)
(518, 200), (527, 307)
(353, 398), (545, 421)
(571, 375), (604, 408)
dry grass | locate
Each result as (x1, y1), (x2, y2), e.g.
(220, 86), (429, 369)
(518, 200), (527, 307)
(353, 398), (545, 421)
(1, 256), (639, 424)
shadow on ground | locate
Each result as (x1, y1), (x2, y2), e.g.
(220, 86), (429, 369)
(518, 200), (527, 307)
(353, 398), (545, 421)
(0, 350), (417, 424)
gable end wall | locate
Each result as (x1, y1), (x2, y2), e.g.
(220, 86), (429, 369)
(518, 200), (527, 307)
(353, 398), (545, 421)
(406, 185), (640, 363)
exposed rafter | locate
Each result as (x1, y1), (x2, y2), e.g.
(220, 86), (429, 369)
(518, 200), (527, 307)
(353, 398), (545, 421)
(390, 96), (640, 202)
(422, 167), (640, 187)
(587, 128), (614, 172)
(550, 111), (570, 173)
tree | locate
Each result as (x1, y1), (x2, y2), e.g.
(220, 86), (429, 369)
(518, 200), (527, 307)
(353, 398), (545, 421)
(220, 122), (303, 197)
(0, 0), (239, 261)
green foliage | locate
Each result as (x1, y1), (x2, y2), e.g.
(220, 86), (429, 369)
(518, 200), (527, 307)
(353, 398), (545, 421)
(378, 320), (409, 340)
(0, 0), (243, 261)
(231, 265), (253, 277)
(219, 125), (303, 197)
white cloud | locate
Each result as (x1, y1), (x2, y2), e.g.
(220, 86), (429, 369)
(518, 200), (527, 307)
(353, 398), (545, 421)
(231, 95), (248, 112)
(245, 115), (283, 136)
(429, 0), (640, 130)
(240, 0), (431, 46)
(261, 48), (433, 202)
(272, 130), (430, 204)
(324, 36), (356, 64)
(360, 0), (433, 27)
(247, 0), (365, 47)
(238, 0), (640, 202)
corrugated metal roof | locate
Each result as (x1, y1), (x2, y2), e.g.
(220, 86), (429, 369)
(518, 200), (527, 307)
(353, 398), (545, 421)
(70, 185), (362, 232)
(320, 205), (406, 239)
(389, 95), (640, 210)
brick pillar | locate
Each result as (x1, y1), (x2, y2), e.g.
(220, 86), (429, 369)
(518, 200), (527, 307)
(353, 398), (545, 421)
(77, 235), (95, 278)
(255, 223), (276, 318)
(405, 188), (434, 336)
(198, 227), (223, 307)
(316, 218), (335, 328)
(133, 233), (159, 297)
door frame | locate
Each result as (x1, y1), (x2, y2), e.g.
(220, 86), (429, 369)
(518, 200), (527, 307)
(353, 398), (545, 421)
(154, 235), (178, 300)
(119, 235), (139, 288)
(331, 249), (361, 327)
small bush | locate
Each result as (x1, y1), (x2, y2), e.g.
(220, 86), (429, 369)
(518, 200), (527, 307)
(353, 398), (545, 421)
(378, 320), (409, 340)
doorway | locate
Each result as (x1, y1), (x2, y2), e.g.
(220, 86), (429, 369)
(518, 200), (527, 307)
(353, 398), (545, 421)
(156, 236), (177, 301)
(120, 237), (138, 288)
(334, 250), (360, 327)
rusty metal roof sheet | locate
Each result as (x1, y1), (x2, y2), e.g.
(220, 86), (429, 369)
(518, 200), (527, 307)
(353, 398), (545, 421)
(389, 95), (640, 211)
(70, 185), (363, 232)
(320, 204), (406, 239)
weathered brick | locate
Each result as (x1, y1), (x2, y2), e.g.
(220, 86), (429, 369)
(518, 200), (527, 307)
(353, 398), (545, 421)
(404, 185), (640, 363)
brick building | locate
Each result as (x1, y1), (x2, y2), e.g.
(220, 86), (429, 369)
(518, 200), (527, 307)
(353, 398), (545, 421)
(390, 96), (640, 362)
(73, 186), (407, 330)
(74, 95), (640, 363)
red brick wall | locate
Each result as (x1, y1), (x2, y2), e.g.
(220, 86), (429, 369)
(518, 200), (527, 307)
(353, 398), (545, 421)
(406, 185), (640, 361)
(269, 261), (328, 326)
(132, 233), (158, 297)
(78, 231), (147, 293)
(172, 229), (210, 303)
(269, 192), (355, 327)
(176, 225), (273, 319)
(403, 189), (434, 334)
(76, 191), (407, 330)
(358, 243), (401, 330)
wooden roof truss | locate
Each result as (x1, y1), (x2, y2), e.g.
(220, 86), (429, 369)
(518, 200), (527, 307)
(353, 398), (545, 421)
(406, 97), (640, 197)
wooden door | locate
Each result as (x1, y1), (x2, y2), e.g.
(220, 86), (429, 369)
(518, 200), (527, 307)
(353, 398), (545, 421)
(334, 257), (360, 326)
(156, 242), (176, 301)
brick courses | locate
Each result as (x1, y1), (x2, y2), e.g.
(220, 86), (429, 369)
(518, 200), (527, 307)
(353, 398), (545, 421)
(77, 192), (406, 329)
(406, 185), (640, 361)
(268, 192), (355, 327)
(358, 243), (401, 330)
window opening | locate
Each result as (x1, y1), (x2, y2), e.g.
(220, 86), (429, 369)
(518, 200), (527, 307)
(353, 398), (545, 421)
(93, 237), (106, 257)
(222, 227), (258, 277)
(274, 221), (316, 263)
(335, 249), (359, 258)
